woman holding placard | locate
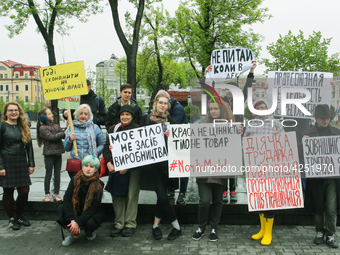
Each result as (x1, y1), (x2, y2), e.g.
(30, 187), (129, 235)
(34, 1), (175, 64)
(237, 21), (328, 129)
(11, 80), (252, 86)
(64, 104), (105, 179)
(140, 90), (182, 241)
(192, 97), (233, 242)
(243, 100), (284, 246)
(103, 104), (141, 238)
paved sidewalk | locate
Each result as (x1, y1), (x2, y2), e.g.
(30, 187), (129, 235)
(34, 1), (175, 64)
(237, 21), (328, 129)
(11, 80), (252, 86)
(0, 220), (338, 255)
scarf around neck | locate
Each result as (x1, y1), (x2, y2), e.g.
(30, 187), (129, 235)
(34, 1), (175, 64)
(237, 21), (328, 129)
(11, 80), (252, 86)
(72, 170), (103, 218)
(149, 109), (169, 125)
(67, 119), (98, 157)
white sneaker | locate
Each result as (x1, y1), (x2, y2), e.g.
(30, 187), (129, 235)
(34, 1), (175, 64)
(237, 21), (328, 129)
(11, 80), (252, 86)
(43, 194), (51, 202)
(87, 231), (97, 241)
(62, 232), (77, 246)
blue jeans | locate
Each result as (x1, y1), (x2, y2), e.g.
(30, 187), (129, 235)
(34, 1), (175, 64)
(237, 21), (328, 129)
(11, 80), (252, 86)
(315, 179), (337, 236)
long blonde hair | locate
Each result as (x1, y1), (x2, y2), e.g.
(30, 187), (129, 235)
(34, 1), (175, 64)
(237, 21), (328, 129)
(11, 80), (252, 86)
(202, 98), (234, 123)
(3, 102), (31, 143)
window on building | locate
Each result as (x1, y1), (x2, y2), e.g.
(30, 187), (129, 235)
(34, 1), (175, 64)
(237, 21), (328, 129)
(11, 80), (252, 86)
(25, 73), (28, 78)
(137, 89), (140, 94)
(5, 85), (9, 91)
(25, 96), (29, 102)
(0, 85), (2, 91)
(5, 74), (8, 79)
(25, 84), (28, 91)
(16, 85), (19, 91)
(15, 73), (19, 79)
(35, 85), (37, 91)
(0, 74), (3, 79)
(261, 92), (265, 97)
(142, 89), (145, 94)
(16, 96), (19, 101)
(255, 92), (259, 98)
(6, 96), (9, 102)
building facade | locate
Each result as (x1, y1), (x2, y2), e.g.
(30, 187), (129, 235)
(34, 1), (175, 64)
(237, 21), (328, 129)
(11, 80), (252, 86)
(0, 60), (43, 103)
(95, 54), (119, 104)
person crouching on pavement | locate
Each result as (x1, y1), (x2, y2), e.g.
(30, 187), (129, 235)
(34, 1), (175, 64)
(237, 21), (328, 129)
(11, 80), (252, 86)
(57, 155), (105, 246)
(303, 104), (340, 248)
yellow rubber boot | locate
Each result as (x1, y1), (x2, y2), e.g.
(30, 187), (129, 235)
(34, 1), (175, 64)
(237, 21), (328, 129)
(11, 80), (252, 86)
(252, 214), (265, 240)
(261, 217), (274, 245)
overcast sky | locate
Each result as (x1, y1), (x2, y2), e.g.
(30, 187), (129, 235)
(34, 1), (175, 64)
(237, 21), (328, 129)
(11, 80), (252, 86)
(1, 0), (339, 78)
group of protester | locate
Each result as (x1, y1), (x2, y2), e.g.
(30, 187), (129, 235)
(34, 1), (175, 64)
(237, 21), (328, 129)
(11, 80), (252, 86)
(0, 67), (339, 249)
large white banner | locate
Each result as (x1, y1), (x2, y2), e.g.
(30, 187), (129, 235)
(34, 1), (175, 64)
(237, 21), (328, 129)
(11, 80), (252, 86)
(108, 124), (167, 171)
(168, 124), (243, 178)
(303, 135), (340, 177)
(266, 71), (333, 118)
(243, 131), (304, 212)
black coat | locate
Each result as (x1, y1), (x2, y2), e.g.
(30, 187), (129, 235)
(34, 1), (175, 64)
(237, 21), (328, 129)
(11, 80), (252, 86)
(0, 122), (34, 170)
(105, 98), (143, 130)
(303, 124), (340, 214)
(139, 114), (178, 191)
(103, 122), (139, 197)
(58, 177), (105, 228)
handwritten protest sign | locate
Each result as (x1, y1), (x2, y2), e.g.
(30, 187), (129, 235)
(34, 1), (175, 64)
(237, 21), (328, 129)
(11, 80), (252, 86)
(266, 71), (333, 118)
(109, 124), (167, 171)
(243, 131), (303, 212)
(40, 61), (88, 100)
(58, 96), (80, 109)
(302, 136), (340, 177)
(206, 48), (254, 79)
(168, 124), (243, 178)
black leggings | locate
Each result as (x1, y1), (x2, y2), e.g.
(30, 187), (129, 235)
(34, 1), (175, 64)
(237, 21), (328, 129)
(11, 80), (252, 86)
(154, 177), (177, 222)
(3, 186), (30, 219)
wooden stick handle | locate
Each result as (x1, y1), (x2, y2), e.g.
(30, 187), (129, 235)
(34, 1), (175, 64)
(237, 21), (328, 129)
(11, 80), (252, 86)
(65, 98), (78, 157)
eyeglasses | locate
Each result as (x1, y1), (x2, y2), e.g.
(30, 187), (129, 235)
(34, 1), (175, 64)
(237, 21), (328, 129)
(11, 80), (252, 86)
(7, 109), (19, 113)
(158, 101), (168, 105)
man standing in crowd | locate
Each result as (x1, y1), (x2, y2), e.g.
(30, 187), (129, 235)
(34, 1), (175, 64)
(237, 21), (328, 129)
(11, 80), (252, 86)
(303, 104), (340, 249)
(63, 79), (107, 126)
(105, 84), (142, 129)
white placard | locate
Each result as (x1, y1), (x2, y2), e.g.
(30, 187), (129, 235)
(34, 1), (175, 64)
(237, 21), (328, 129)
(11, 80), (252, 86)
(109, 124), (167, 171)
(266, 71), (333, 118)
(243, 132), (304, 212)
(303, 135), (340, 177)
(168, 123), (243, 178)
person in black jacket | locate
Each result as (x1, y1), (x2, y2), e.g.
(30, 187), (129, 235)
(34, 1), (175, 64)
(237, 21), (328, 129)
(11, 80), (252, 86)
(140, 91), (182, 241)
(57, 155), (105, 246)
(105, 84), (143, 130)
(0, 102), (35, 231)
(303, 104), (340, 249)
(63, 79), (107, 126)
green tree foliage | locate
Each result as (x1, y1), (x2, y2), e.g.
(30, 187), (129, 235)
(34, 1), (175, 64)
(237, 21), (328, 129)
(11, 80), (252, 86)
(168, 0), (270, 78)
(184, 104), (200, 123)
(114, 57), (128, 86)
(0, 0), (103, 122)
(262, 30), (340, 75)
(244, 106), (254, 120)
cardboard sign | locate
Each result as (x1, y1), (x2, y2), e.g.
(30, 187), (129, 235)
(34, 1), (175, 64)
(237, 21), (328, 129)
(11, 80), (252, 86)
(40, 61), (88, 100)
(243, 132), (304, 212)
(207, 48), (254, 79)
(58, 96), (81, 109)
(303, 135), (340, 177)
(108, 124), (167, 171)
(266, 71), (333, 118)
(168, 124), (243, 178)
